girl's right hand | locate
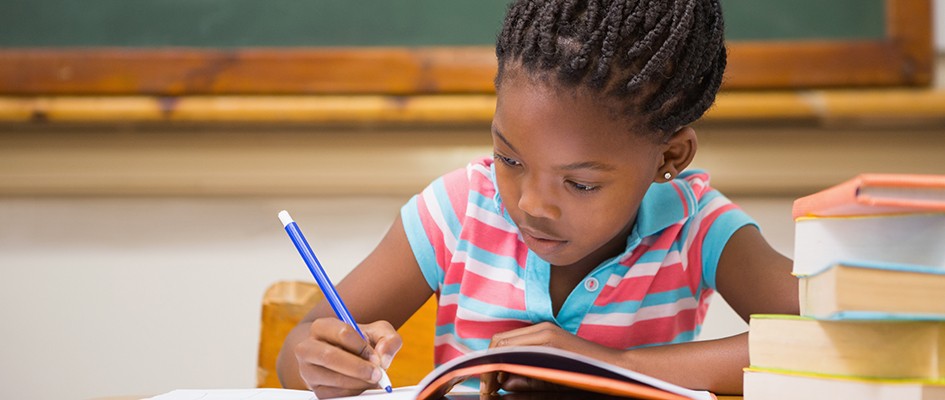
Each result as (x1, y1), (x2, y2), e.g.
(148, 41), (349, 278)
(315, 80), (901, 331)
(294, 317), (402, 399)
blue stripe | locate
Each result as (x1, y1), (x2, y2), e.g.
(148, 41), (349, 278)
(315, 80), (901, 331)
(462, 242), (526, 278)
(588, 287), (694, 315)
(400, 195), (439, 291)
(453, 337), (492, 350)
(469, 190), (498, 213)
(641, 287), (696, 306)
(431, 177), (463, 239)
(440, 283), (461, 296)
(457, 294), (531, 321)
(636, 248), (670, 264)
(700, 190), (756, 290)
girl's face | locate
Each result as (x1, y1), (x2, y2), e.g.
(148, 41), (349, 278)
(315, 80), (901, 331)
(492, 76), (665, 271)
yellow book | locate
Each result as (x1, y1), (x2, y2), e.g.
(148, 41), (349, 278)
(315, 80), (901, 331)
(799, 261), (945, 319)
(749, 315), (945, 380)
(744, 368), (945, 400)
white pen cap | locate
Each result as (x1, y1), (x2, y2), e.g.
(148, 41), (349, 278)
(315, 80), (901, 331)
(278, 210), (294, 227)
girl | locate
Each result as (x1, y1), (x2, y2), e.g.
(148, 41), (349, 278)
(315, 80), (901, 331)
(278, 0), (798, 397)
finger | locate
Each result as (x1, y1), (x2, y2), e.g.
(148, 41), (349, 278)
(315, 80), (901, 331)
(501, 374), (567, 393)
(299, 363), (378, 398)
(490, 322), (560, 348)
(311, 318), (380, 364)
(361, 321), (402, 368)
(295, 333), (383, 385)
(480, 371), (499, 395)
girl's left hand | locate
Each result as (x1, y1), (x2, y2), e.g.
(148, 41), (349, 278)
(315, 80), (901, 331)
(479, 322), (621, 394)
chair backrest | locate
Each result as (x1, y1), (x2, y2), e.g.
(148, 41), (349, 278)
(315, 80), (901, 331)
(257, 281), (437, 388)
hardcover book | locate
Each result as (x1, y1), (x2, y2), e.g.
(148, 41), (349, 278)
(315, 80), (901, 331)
(792, 173), (945, 219)
(749, 315), (945, 380)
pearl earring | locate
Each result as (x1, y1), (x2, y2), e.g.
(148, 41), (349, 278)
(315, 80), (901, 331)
(664, 172), (672, 180)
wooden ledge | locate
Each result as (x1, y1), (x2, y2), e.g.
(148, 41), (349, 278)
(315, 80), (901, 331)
(1, 89), (944, 125)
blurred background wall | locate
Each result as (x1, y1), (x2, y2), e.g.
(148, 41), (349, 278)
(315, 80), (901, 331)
(1, 1), (944, 399)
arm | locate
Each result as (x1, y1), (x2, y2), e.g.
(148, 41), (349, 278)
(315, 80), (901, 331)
(277, 215), (434, 398)
(483, 225), (798, 395)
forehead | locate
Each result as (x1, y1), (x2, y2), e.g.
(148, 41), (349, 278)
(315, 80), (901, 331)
(493, 77), (653, 154)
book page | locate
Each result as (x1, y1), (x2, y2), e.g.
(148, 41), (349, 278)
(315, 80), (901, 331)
(145, 387), (420, 400)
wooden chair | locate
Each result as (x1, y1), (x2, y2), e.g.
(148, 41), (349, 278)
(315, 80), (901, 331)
(257, 281), (437, 388)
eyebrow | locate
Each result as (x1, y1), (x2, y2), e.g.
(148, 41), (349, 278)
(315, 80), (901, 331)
(556, 161), (617, 172)
(492, 126), (519, 153)
(493, 125), (617, 173)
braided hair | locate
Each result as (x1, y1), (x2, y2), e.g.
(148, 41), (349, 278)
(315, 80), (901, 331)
(495, 0), (726, 139)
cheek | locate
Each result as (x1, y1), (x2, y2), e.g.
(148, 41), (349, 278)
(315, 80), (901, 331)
(494, 168), (521, 205)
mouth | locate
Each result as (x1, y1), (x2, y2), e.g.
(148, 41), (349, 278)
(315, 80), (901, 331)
(519, 227), (568, 253)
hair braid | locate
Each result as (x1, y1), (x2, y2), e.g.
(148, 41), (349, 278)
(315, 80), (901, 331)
(495, 0), (727, 138)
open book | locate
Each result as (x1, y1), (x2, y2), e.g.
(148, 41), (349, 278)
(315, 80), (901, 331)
(412, 346), (714, 400)
(148, 346), (714, 400)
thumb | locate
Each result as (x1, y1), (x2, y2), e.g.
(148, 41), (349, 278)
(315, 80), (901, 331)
(361, 320), (402, 368)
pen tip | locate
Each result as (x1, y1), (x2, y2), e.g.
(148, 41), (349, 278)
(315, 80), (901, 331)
(384, 386), (393, 393)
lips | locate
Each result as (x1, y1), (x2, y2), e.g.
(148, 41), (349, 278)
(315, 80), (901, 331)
(519, 226), (568, 255)
(519, 226), (565, 242)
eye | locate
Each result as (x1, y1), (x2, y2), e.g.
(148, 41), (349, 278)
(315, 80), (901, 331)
(494, 153), (522, 167)
(568, 181), (600, 193)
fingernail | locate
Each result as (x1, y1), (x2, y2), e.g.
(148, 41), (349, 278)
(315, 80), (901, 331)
(371, 368), (382, 383)
(381, 354), (393, 369)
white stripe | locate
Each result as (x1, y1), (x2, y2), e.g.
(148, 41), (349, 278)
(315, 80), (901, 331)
(626, 260), (665, 278)
(422, 187), (457, 253)
(433, 334), (473, 354)
(582, 297), (698, 326)
(461, 252), (526, 291)
(469, 163), (492, 180)
(439, 292), (459, 307)
(606, 254), (679, 287)
(698, 196), (729, 220)
(467, 203), (517, 233)
(456, 304), (522, 323)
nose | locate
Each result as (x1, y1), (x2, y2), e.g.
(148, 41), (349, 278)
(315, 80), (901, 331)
(517, 175), (560, 220)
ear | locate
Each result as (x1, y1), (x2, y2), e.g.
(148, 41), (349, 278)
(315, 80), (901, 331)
(656, 126), (697, 182)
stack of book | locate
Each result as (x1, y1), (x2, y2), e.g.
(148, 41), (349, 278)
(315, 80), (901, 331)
(744, 174), (945, 400)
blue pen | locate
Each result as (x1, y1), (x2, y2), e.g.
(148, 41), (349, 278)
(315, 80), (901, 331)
(278, 210), (393, 393)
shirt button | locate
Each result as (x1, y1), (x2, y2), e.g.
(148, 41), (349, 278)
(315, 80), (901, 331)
(584, 277), (600, 292)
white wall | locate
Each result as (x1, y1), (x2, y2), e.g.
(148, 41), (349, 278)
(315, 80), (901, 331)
(0, 196), (406, 399)
(937, 0), (945, 52)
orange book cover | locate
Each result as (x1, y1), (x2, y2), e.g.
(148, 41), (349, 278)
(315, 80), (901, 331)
(792, 173), (945, 219)
(414, 346), (715, 400)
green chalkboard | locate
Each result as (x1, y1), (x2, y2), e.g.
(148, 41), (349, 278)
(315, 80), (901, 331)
(0, 0), (885, 48)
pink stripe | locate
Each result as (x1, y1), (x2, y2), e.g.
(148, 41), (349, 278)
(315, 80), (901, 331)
(434, 343), (467, 365)
(443, 261), (467, 286)
(441, 168), (470, 223)
(436, 302), (458, 326)
(454, 318), (533, 339)
(577, 307), (699, 349)
(460, 217), (522, 259)
(459, 271), (526, 310)
(596, 263), (691, 304)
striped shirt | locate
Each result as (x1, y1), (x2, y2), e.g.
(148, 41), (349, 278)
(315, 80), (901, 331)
(401, 157), (754, 369)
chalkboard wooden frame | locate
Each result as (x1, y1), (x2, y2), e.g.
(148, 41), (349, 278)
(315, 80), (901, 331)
(0, 0), (932, 95)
